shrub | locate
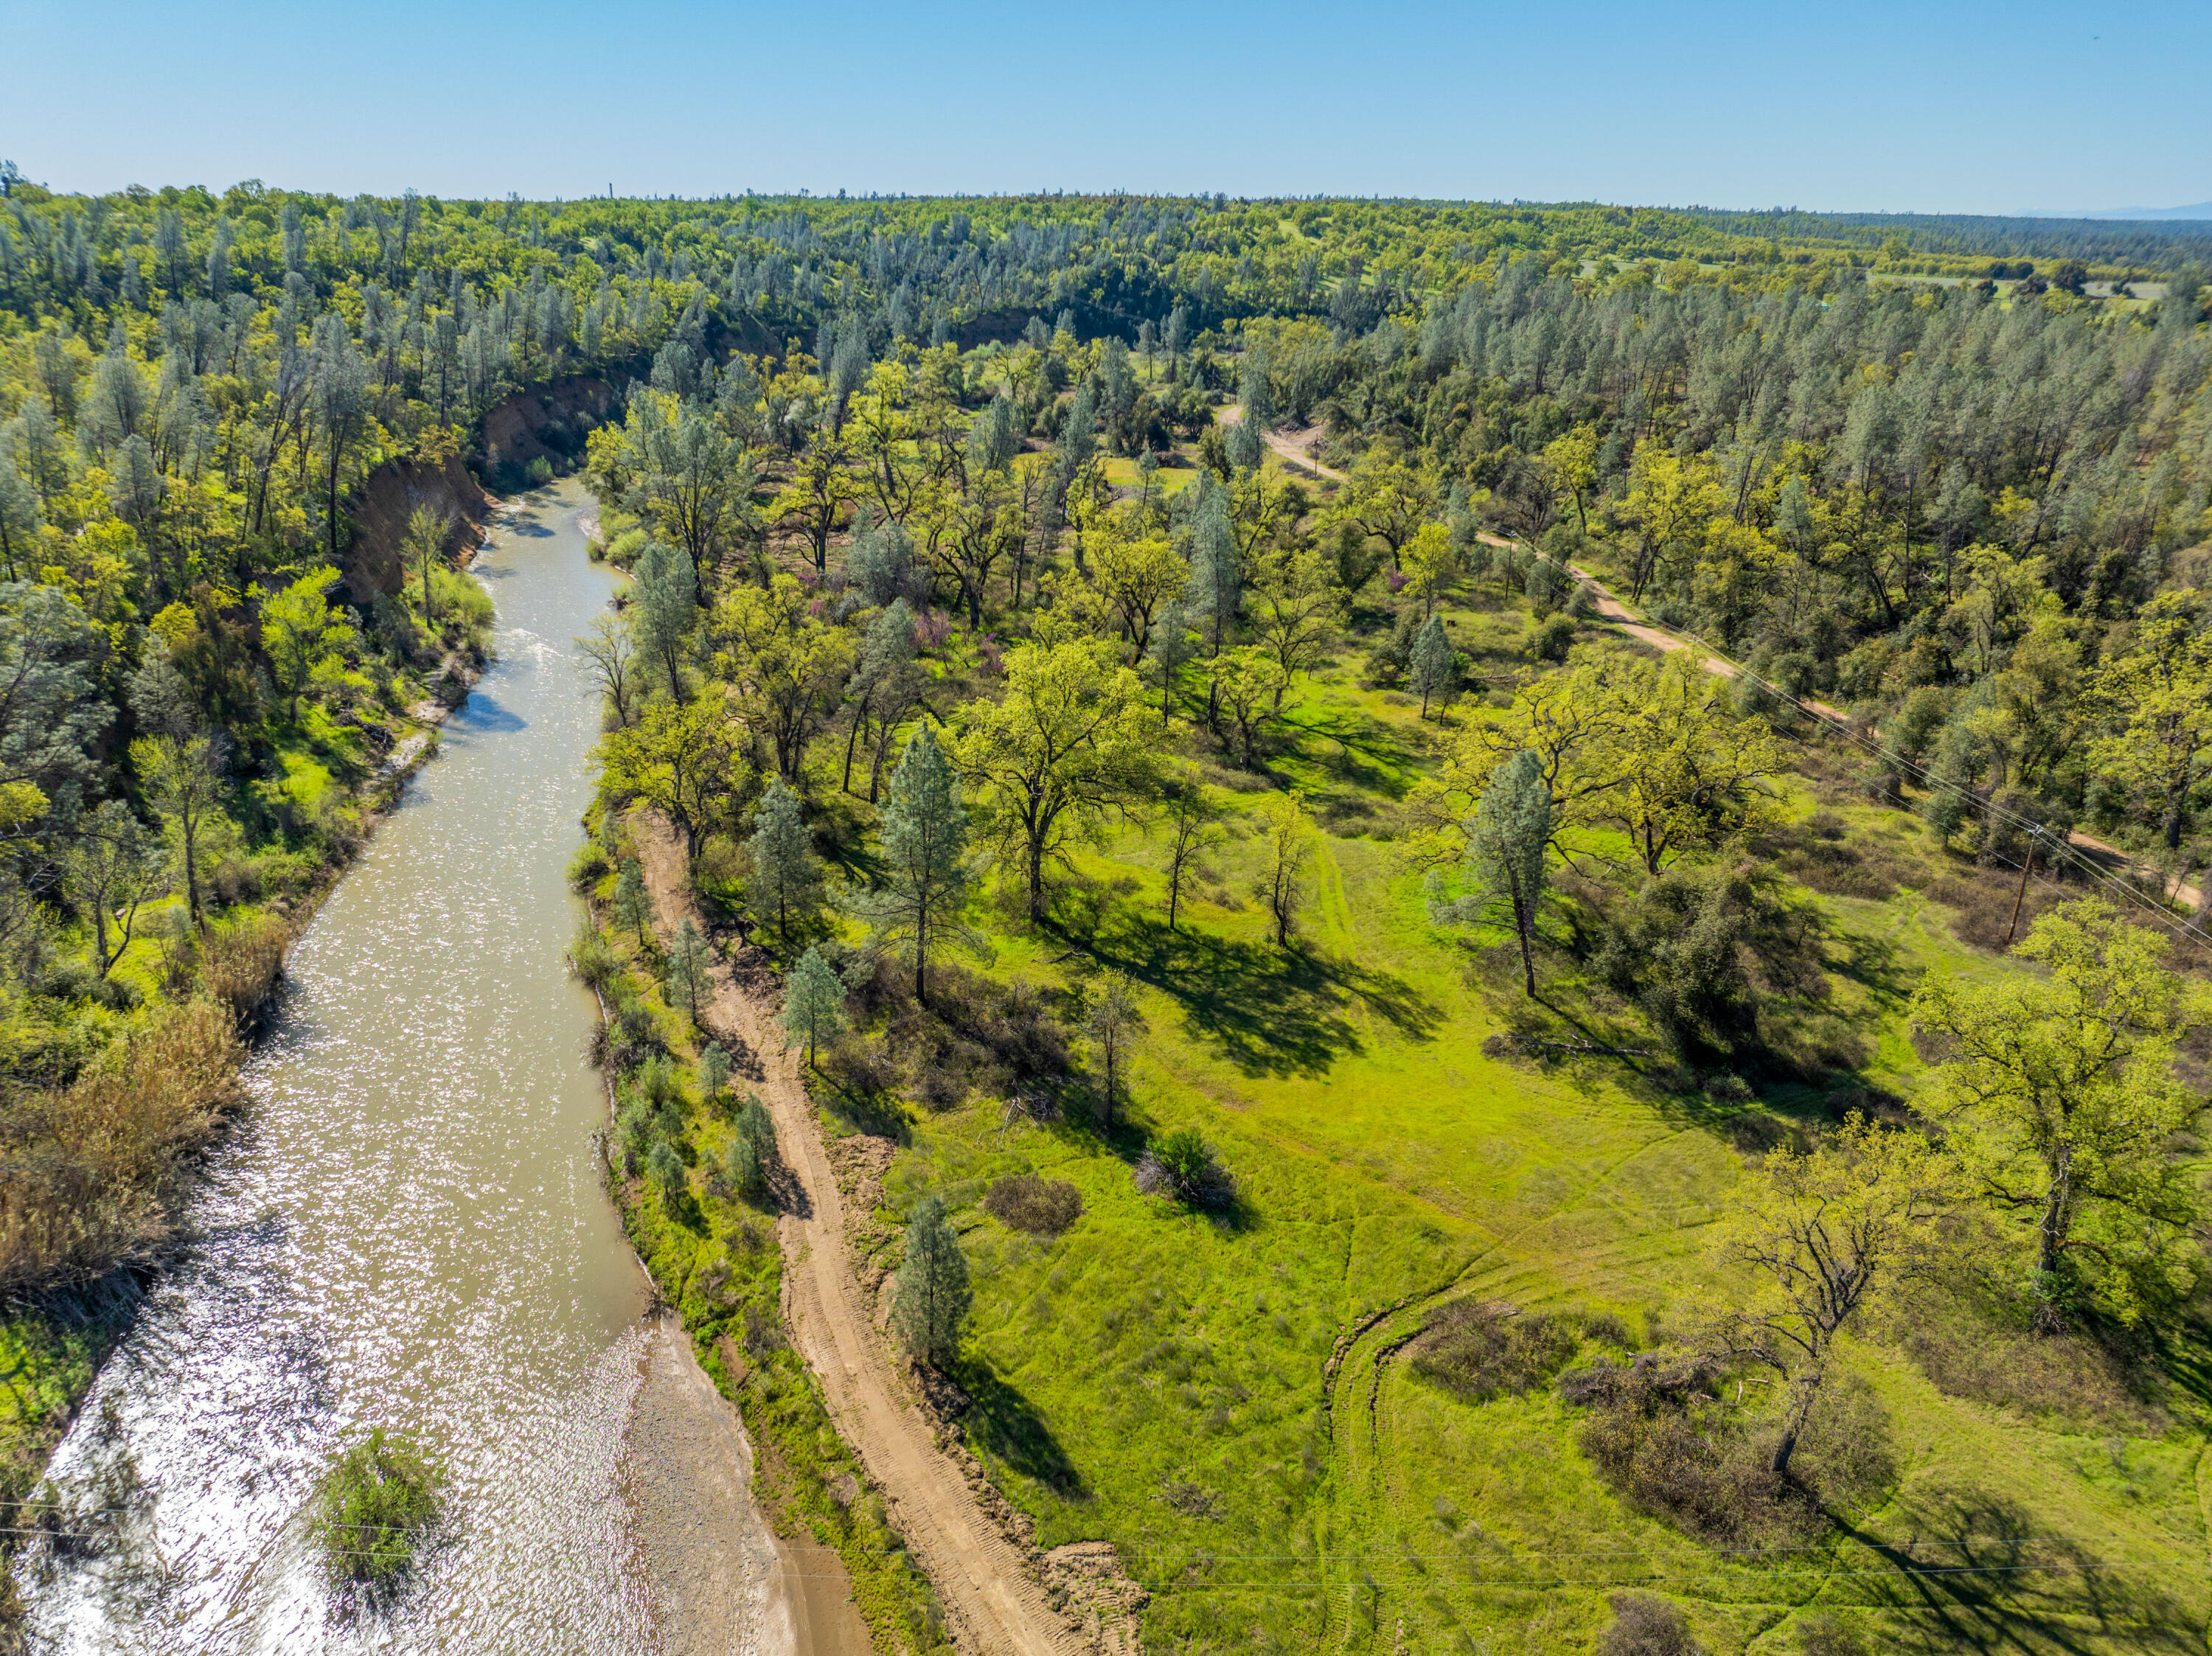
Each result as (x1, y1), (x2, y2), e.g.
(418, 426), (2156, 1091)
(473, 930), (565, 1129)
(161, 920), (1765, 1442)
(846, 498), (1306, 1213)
(982, 1175), (1085, 1237)
(566, 922), (619, 992)
(1409, 1301), (1588, 1402)
(1796, 1614), (1866, 1656)
(201, 912), (292, 1023)
(315, 1429), (444, 1591)
(1137, 1129), (1234, 1207)
(647, 1140), (686, 1203)
(1599, 1593), (1702, 1656)
(615, 1099), (653, 1176)
(1565, 1354), (1891, 1546)
(1525, 614), (1576, 663)
(637, 1052), (682, 1107)
(1363, 610), (1419, 688)
(1596, 863), (1815, 1067)
(1925, 869), (2066, 954)
(1774, 831), (1904, 901)
(0, 998), (242, 1293)
(566, 841), (611, 892)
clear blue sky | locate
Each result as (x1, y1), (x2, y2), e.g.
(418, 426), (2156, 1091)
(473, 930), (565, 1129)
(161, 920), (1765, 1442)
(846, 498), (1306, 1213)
(7, 0), (2208, 214)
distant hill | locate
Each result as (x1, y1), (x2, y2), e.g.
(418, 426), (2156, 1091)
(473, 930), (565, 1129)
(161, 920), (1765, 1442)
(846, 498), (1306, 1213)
(2019, 201), (2212, 221)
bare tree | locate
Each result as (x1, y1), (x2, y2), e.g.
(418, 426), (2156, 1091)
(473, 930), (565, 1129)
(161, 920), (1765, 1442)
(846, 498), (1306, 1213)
(574, 612), (640, 726)
(1084, 971), (1144, 1130)
(1708, 1116), (1951, 1476)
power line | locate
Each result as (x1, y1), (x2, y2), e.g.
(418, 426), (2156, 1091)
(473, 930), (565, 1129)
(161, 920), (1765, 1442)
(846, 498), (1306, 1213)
(1594, 596), (2210, 946)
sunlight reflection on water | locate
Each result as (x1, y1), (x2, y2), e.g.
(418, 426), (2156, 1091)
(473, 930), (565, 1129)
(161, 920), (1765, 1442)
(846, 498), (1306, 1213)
(22, 482), (657, 1655)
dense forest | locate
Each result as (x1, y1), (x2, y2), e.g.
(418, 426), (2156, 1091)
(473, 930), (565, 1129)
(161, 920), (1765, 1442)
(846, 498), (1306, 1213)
(3, 177), (2212, 1651)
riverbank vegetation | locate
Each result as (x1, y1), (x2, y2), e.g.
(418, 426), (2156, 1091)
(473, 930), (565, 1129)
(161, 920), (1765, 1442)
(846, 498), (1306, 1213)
(568, 823), (958, 1655)
(4, 173), (2211, 1650)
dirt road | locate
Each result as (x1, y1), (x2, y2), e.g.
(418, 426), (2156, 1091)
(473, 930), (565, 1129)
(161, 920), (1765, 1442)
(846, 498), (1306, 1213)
(1219, 408), (2202, 914)
(1218, 404), (1343, 481)
(631, 816), (1091, 1656)
(1552, 562), (2205, 912)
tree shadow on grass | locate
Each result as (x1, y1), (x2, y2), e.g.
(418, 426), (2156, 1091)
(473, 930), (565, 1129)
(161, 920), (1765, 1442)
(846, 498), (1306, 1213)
(1090, 914), (1442, 1079)
(1273, 706), (1422, 796)
(1823, 919), (1913, 1008)
(958, 1363), (1091, 1504)
(669, 1187), (712, 1237)
(1834, 1489), (2199, 1655)
(810, 1068), (912, 1147)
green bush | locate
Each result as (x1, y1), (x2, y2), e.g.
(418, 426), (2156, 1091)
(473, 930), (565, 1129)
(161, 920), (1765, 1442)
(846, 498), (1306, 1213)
(567, 922), (619, 992)
(1139, 1128), (1233, 1206)
(566, 842), (611, 893)
(647, 1140), (686, 1203)
(1409, 1300), (1590, 1402)
(639, 1052), (682, 1107)
(315, 1429), (444, 1590)
(1526, 613), (1576, 662)
(616, 1097), (653, 1175)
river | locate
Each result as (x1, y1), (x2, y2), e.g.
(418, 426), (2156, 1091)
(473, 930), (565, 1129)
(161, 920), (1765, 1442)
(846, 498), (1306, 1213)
(19, 480), (770, 1653)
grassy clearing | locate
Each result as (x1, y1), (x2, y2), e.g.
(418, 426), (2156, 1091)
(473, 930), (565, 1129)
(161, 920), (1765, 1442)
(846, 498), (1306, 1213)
(838, 600), (2212, 1652)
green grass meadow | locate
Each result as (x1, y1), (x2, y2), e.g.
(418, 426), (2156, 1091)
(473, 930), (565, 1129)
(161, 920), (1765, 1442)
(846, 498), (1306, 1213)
(849, 608), (2212, 1655)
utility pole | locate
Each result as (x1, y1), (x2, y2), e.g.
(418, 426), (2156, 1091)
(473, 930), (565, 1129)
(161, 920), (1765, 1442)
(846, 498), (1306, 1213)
(2004, 827), (2041, 947)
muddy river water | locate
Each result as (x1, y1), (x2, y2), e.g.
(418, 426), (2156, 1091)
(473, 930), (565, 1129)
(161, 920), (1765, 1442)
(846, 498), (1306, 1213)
(21, 481), (791, 1653)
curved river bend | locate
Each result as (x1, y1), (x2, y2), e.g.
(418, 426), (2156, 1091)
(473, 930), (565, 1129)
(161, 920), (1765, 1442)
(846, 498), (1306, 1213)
(24, 481), (703, 1653)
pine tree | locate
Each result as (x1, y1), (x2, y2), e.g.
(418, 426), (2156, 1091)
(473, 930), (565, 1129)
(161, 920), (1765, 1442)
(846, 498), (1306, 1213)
(782, 944), (847, 1066)
(1059, 384), (1097, 476)
(726, 1093), (776, 1198)
(1239, 344), (1276, 429)
(630, 539), (697, 694)
(667, 917), (712, 1022)
(1183, 480), (1241, 653)
(736, 1093), (776, 1165)
(647, 1140), (687, 1206)
(724, 1131), (762, 1200)
(1408, 613), (1456, 717)
(1145, 599), (1198, 725)
(1429, 750), (1551, 997)
(614, 857), (653, 947)
(698, 1043), (732, 1107)
(1164, 303), (1190, 368)
(855, 726), (974, 1004)
(746, 778), (823, 948)
(1225, 417), (1262, 473)
(890, 1195), (971, 1368)
(307, 314), (369, 566)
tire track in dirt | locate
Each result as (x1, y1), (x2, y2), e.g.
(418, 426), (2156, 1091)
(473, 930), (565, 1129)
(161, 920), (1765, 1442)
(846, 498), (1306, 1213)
(630, 812), (1093, 1656)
